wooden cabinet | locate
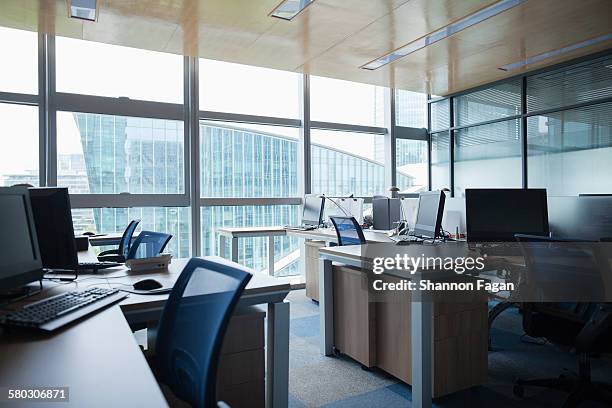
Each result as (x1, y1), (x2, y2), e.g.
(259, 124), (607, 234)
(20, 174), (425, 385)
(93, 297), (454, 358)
(332, 268), (488, 398)
(305, 240), (326, 301)
(217, 306), (266, 408)
(333, 265), (376, 367)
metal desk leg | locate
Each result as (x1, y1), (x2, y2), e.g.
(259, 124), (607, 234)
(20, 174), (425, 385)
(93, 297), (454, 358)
(319, 258), (334, 356)
(268, 235), (275, 276)
(411, 280), (433, 408)
(266, 301), (289, 408)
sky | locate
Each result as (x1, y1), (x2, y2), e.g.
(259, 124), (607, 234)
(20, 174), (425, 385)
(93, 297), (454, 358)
(0, 26), (387, 179)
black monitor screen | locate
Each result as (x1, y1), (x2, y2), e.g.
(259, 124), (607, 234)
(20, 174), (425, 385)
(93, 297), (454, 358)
(28, 188), (79, 270)
(302, 195), (324, 226)
(0, 187), (43, 291)
(466, 189), (549, 242)
(0, 195), (37, 267)
(414, 191), (445, 239)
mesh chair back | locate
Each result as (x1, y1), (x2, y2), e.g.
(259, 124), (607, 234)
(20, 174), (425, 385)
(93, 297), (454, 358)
(155, 257), (251, 407)
(330, 216), (366, 246)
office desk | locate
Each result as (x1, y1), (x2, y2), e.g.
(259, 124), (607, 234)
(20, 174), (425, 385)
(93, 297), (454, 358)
(318, 243), (486, 408)
(217, 226), (392, 276)
(0, 252), (291, 408)
(0, 301), (167, 407)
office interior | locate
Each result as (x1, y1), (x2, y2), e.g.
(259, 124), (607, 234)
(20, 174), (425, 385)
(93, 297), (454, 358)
(0, 0), (611, 407)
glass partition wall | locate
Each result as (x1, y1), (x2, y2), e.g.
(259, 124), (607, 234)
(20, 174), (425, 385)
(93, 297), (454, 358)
(1, 28), (427, 277)
(429, 52), (612, 198)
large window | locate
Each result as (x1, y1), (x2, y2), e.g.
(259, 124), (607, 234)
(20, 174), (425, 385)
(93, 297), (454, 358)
(311, 129), (386, 196)
(0, 104), (39, 186)
(431, 132), (450, 191)
(395, 89), (427, 128)
(200, 122), (298, 198)
(396, 139), (428, 193)
(201, 205), (299, 276)
(72, 207), (191, 258)
(310, 76), (385, 126)
(527, 103), (612, 196)
(0, 27), (37, 94)
(56, 37), (183, 103)
(0, 28), (437, 276)
(57, 113), (185, 194)
(199, 59), (300, 118)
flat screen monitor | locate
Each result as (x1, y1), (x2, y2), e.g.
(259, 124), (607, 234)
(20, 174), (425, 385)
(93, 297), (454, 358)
(413, 191), (446, 239)
(28, 188), (79, 270)
(465, 188), (549, 242)
(302, 195), (325, 226)
(0, 187), (43, 291)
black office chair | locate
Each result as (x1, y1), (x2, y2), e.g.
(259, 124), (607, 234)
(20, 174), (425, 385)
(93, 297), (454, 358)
(151, 257), (251, 407)
(126, 230), (172, 260)
(97, 219), (140, 263)
(513, 234), (612, 406)
(330, 216), (366, 246)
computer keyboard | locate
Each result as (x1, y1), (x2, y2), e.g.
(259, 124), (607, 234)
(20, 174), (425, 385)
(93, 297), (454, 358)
(0, 288), (128, 331)
(78, 261), (121, 271)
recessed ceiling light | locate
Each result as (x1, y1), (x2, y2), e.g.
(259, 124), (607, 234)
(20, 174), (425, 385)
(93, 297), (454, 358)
(361, 0), (526, 70)
(498, 34), (612, 71)
(68, 0), (98, 22)
(270, 0), (315, 21)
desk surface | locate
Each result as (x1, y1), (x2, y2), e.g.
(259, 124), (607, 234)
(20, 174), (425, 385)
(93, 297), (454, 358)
(0, 253), (291, 407)
(0, 306), (167, 408)
(217, 225), (394, 243)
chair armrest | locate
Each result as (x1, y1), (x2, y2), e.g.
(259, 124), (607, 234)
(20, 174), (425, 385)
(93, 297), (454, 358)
(98, 249), (119, 257)
(576, 303), (612, 351)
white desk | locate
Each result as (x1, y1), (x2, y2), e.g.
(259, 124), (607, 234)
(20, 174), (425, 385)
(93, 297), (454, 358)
(0, 252), (291, 408)
(217, 226), (392, 276)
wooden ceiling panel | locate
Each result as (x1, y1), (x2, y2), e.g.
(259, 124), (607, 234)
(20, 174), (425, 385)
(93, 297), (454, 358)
(0, 0), (609, 95)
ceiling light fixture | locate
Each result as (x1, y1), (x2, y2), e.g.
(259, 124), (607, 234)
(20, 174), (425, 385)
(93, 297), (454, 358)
(361, 0), (526, 70)
(68, 0), (98, 22)
(498, 34), (612, 71)
(270, 0), (315, 21)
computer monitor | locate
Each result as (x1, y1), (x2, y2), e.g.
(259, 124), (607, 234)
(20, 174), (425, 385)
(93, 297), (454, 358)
(302, 195), (325, 226)
(413, 190), (446, 239)
(28, 187), (79, 270)
(0, 187), (44, 292)
(465, 188), (549, 242)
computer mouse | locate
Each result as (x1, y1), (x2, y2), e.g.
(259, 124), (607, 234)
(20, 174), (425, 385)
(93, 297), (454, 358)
(82, 231), (96, 236)
(133, 279), (163, 291)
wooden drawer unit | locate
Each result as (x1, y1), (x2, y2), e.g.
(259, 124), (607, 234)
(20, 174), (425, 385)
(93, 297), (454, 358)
(217, 306), (266, 408)
(305, 240), (326, 301)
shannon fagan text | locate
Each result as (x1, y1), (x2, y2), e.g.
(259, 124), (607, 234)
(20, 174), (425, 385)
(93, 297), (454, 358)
(372, 254), (486, 275)
(372, 279), (514, 293)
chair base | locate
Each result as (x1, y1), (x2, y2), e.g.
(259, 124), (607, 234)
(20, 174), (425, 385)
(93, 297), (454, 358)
(514, 372), (612, 407)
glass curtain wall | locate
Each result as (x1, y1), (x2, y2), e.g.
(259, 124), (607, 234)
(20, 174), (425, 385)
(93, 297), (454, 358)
(2, 28), (431, 276)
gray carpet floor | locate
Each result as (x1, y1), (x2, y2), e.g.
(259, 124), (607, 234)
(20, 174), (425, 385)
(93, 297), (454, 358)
(285, 290), (612, 407)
